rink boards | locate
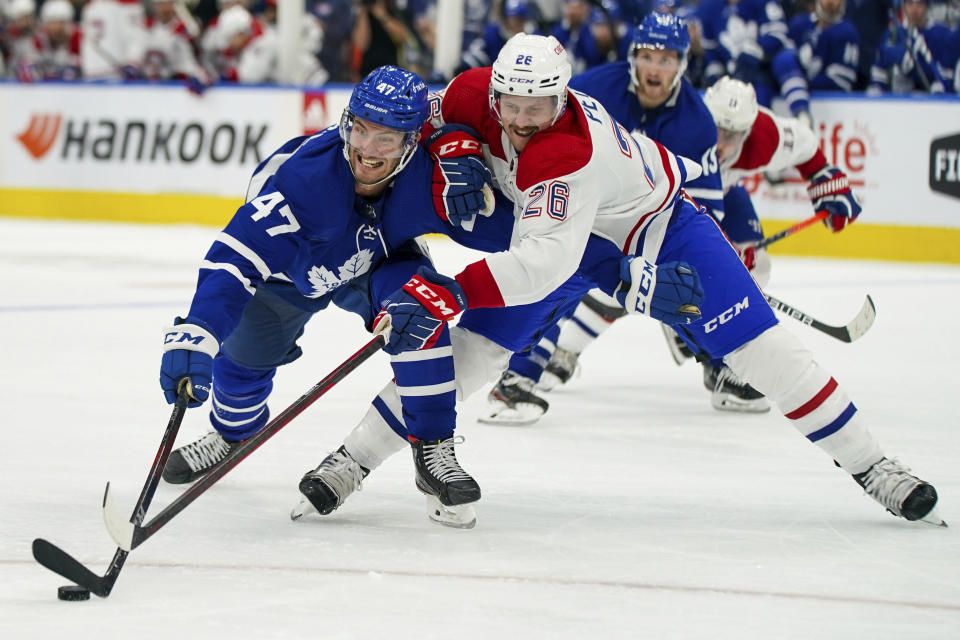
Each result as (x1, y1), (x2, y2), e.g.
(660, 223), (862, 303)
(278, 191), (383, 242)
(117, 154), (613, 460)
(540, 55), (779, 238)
(0, 81), (957, 263)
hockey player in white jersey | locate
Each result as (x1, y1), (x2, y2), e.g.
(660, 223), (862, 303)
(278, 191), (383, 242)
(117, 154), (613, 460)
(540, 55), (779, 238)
(510, 72), (866, 418)
(293, 34), (943, 530)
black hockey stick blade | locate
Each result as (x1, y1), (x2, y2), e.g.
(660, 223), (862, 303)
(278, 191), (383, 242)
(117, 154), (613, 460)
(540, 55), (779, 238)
(32, 385), (191, 597)
(104, 334), (386, 551)
(32, 539), (127, 598)
(764, 293), (876, 343)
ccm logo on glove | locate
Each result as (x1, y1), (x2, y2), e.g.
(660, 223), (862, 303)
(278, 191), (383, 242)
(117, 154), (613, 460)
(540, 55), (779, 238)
(402, 276), (461, 319)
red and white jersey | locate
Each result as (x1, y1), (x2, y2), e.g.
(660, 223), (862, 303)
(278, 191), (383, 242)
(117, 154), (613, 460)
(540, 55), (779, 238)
(80, 0), (147, 79)
(722, 106), (826, 192)
(143, 15), (202, 80)
(31, 27), (82, 80)
(207, 19), (276, 83)
(431, 68), (699, 309)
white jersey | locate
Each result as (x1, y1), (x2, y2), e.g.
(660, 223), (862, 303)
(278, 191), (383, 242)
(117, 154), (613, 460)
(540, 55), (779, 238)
(432, 68), (699, 308)
(143, 15), (204, 81)
(80, 0), (146, 79)
(721, 106), (821, 192)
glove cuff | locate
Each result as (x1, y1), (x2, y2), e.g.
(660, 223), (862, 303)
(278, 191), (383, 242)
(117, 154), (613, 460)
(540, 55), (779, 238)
(162, 322), (219, 358)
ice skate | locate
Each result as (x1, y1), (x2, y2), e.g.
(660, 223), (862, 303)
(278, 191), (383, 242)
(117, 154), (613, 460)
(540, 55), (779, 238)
(162, 430), (238, 484)
(662, 324), (694, 366)
(852, 457), (945, 526)
(537, 347), (580, 391)
(291, 446), (369, 521)
(703, 363), (771, 413)
(410, 435), (480, 509)
(479, 371), (549, 426)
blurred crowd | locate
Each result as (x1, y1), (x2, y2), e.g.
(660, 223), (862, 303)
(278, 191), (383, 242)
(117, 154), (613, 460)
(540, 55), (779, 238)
(1, 0), (959, 96)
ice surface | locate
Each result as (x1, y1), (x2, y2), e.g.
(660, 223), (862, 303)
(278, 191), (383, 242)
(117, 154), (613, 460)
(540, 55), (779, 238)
(1, 218), (958, 639)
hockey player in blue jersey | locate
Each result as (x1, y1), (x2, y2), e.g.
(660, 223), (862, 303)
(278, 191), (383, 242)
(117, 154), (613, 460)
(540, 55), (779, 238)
(788, 0), (861, 92)
(158, 65), (506, 521)
(481, 12), (773, 424)
(868, 0), (953, 94)
(706, 0), (813, 126)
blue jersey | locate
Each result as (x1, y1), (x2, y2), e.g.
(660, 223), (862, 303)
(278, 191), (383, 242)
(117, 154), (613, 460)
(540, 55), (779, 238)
(789, 14), (861, 91)
(697, 0), (737, 84)
(569, 63), (724, 222)
(733, 0), (792, 60)
(186, 126), (510, 342)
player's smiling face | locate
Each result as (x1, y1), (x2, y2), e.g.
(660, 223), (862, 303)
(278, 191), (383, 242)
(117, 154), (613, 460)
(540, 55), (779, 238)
(346, 117), (408, 186)
(633, 47), (680, 109)
(498, 94), (558, 152)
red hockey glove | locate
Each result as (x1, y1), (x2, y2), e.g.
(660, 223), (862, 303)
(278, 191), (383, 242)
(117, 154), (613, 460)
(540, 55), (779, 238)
(426, 124), (492, 229)
(807, 165), (862, 232)
(373, 267), (467, 355)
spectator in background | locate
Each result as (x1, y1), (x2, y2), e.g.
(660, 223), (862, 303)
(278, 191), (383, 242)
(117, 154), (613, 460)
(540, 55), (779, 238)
(313, 0), (354, 81)
(80, 0), (147, 79)
(212, 3), (277, 82)
(252, 0), (329, 85)
(458, 0), (539, 73)
(200, 0), (250, 67)
(4, 0), (38, 79)
(350, 0), (410, 81)
(143, 0), (212, 92)
(697, 0), (739, 86)
(551, 0), (623, 72)
(789, 0), (861, 91)
(844, 0), (895, 89)
(25, 0), (82, 81)
(869, 0), (952, 93)
(722, 0), (813, 126)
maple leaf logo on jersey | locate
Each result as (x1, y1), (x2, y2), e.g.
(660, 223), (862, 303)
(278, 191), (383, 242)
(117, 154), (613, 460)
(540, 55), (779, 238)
(306, 249), (375, 298)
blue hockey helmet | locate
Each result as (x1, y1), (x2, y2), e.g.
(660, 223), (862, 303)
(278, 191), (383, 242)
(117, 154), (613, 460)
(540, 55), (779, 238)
(503, 0), (530, 18)
(629, 11), (690, 91)
(340, 65), (429, 185)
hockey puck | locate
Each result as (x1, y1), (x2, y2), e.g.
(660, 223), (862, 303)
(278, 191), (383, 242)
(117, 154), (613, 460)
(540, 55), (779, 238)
(57, 585), (91, 601)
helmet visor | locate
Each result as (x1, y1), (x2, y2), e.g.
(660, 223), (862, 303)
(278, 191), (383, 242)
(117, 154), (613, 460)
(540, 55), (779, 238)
(340, 112), (417, 159)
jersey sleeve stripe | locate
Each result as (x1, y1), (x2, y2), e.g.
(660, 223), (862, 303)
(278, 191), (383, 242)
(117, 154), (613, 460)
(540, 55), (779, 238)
(215, 231), (273, 280)
(199, 259), (256, 295)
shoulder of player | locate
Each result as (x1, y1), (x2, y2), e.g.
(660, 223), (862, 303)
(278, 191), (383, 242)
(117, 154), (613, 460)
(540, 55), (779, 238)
(734, 107), (780, 169)
(568, 61), (630, 93)
(268, 131), (352, 222)
(516, 132), (592, 191)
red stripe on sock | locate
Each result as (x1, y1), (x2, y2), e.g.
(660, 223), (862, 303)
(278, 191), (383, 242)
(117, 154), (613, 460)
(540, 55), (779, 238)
(785, 377), (838, 420)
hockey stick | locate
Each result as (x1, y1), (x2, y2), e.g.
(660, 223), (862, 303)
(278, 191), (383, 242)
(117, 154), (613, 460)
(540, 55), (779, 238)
(753, 210), (829, 250)
(764, 292), (876, 343)
(103, 334), (386, 552)
(32, 383), (191, 597)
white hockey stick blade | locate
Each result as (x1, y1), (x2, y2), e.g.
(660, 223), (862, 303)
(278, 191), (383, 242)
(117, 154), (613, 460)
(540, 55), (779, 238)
(101, 482), (134, 552)
(845, 295), (876, 342)
(425, 495), (477, 529)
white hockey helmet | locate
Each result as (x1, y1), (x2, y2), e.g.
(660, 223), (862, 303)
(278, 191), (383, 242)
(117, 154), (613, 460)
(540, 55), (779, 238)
(703, 76), (759, 132)
(489, 33), (572, 126)
(40, 0), (72, 23)
(218, 5), (253, 39)
(6, 0), (36, 20)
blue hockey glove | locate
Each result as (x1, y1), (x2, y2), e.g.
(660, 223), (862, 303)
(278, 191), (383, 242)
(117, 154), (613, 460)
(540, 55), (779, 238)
(373, 267), (467, 355)
(426, 124), (493, 228)
(616, 258), (704, 326)
(807, 165), (861, 232)
(160, 316), (219, 408)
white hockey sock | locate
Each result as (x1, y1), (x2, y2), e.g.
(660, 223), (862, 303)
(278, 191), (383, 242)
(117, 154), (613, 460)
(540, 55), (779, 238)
(344, 382), (407, 471)
(725, 325), (882, 474)
(556, 290), (620, 354)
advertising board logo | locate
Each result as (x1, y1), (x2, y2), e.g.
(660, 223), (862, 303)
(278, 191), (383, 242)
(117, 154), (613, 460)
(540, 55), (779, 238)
(930, 133), (960, 200)
(14, 113), (268, 166)
(17, 113), (62, 159)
